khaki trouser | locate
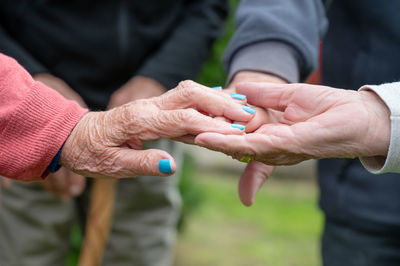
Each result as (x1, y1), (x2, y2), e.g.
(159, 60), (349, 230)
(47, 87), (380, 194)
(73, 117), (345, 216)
(0, 139), (182, 266)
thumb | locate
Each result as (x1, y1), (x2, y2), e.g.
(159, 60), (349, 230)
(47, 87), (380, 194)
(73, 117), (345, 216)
(238, 161), (275, 206)
(115, 148), (176, 177)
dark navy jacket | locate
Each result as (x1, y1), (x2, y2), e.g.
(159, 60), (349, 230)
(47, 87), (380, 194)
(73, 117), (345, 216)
(0, 0), (228, 109)
(320, 0), (400, 231)
(225, 0), (400, 231)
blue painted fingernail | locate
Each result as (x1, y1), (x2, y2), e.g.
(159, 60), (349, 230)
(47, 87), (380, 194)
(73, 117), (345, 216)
(211, 86), (222, 90)
(231, 123), (245, 130)
(230, 94), (246, 100)
(159, 159), (172, 174)
(241, 105), (256, 114)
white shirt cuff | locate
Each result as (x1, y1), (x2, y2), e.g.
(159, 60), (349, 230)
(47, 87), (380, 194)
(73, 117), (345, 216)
(358, 82), (400, 174)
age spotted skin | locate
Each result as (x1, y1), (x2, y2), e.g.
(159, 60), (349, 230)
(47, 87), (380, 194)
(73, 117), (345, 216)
(60, 80), (255, 179)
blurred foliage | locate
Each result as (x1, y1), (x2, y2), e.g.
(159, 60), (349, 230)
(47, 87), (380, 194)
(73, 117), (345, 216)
(67, 225), (82, 266)
(196, 0), (240, 87)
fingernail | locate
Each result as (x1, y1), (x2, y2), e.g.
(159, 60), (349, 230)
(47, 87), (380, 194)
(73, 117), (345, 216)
(159, 159), (172, 174)
(211, 86), (222, 90)
(230, 94), (246, 100)
(241, 105), (256, 114)
(231, 123), (245, 130)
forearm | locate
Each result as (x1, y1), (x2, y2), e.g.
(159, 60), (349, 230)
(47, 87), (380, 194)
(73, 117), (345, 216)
(0, 54), (87, 181)
(227, 42), (301, 84)
(225, 0), (327, 83)
(359, 82), (400, 174)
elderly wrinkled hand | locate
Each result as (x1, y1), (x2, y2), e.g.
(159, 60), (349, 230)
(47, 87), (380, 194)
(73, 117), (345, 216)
(196, 82), (390, 164)
(59, 81), (254, 178)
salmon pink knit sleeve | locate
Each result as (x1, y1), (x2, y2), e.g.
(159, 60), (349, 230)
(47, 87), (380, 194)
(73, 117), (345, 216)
(0, 54), (88, 181)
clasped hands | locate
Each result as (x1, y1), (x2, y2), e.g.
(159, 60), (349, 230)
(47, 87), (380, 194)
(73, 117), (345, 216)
(195, 80), (391, 206)
(19, 73), (390, 206)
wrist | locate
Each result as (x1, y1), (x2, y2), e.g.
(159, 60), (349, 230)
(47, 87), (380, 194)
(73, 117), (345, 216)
(33, 72), (53, 79)
(359, 90), (391, 157)
(59, 112), (96, 171)
(230, 71), (287, 87)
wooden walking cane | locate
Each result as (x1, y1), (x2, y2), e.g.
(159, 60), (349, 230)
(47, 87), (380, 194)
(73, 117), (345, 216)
(78, 178), (117, 266)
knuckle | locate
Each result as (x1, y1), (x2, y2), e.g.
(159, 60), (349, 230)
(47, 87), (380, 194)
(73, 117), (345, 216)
(159, 109), (200, 134)
(179, 108), (198, 122)
(179, 86), (195, 99)
(168, 111), (185, 125)
(177, 80), (196, 90)
(136, 153), (154, 175)
(176, 80), (199, 99)
(93, 149), (125, 177)
(118, 104), (135, 123)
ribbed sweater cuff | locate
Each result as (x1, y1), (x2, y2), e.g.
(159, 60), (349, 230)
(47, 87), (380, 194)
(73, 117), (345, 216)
(0, 81), (88, 181)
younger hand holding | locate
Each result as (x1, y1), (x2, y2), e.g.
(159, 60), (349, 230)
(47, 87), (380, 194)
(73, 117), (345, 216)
(196, 82), (390, 165)
(222, 71), (287, 206)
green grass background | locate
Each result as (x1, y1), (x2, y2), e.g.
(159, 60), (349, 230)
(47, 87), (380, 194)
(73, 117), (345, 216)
(175, 162), (322, 266)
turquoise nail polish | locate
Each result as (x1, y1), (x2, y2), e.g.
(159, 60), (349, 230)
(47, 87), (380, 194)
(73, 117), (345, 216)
(241, 105), (256, 114)
(231, 123), (245, 130)
(230, 94), (246, 100)
(211, 86), (222, 90)
(159, 159), (172, 174)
